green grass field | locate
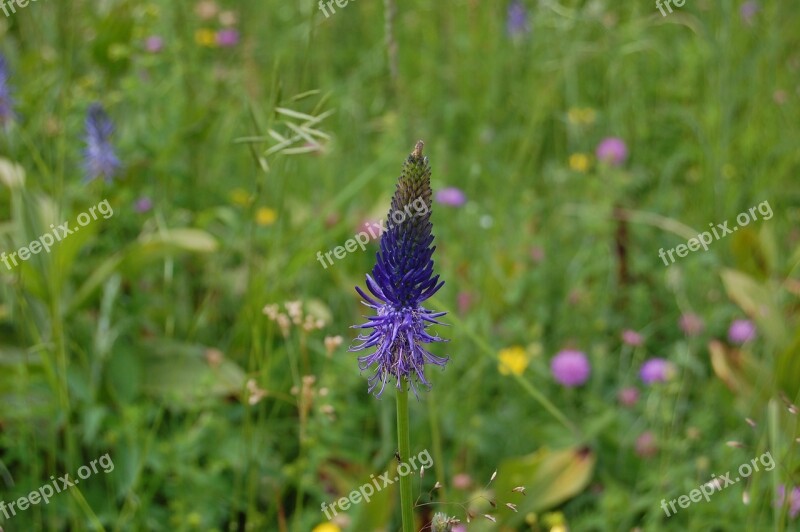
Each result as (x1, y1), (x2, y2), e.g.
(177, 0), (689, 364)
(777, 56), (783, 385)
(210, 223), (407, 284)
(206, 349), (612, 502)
(0, 0), (799, 530)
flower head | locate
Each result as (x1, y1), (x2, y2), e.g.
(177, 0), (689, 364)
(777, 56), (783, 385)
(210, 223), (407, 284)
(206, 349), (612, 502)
(639, 357), (675, 385)
(84, 103), (121, 182)
(567, 107), (596, 126)
(507, 0), (530, 37)
(550, 349), (590, 387)
(435, 186), (466, 207)
(618, 387), (639, 406)
(740, 1), (759, 25)
(216, 28), (240, 47)
(679, 312), (704, 336)
(350, 142), (448, 397)
(134, 196), (153, 213)
(635, 431), (658, 458)
(195, 28), (217, 47)
(498, 346), (529, 376)
(621, 329), (643, 347)
(596, 137), (628, 166)
(568, 153), (591, 173)
(144, 36), (164, 53)
(0, 54), (16, 127)
(256, 207), (277, 226)
(776, 485), (800, 519)
(728, 319), (756, 344)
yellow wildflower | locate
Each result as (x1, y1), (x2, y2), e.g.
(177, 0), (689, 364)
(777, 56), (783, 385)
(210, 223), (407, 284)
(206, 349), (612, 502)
(569, 153), (591, 173)
(498, 346), (529, 376)
(311, 523), (341, 532)
(567, 107), (596, 126)
(256, 207), (277, 226)
(230, 188), (250, 206)
(195, 28), (217, 47)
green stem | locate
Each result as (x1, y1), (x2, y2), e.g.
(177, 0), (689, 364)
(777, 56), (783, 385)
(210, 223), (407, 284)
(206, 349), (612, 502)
(395, 381), (414, 532)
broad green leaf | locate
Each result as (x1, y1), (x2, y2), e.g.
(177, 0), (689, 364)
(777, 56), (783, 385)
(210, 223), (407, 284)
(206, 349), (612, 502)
(139, 342), (245, 408)
(494, 446), (596, 526)
(721, 269), (788, 348)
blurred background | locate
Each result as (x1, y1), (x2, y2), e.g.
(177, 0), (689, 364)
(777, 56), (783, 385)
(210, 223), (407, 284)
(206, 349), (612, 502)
(0, 0), (798, 530)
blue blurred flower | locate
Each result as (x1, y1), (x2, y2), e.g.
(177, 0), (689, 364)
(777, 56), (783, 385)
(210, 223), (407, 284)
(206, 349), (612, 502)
(0, 54), (16, 127)
(507, 1), (530, 37)
(84, 103), (121, 182)
(350, 142), (449, 398)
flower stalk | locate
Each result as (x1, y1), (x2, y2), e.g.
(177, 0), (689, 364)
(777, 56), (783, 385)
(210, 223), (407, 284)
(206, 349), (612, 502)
(396, 380), (414, 532)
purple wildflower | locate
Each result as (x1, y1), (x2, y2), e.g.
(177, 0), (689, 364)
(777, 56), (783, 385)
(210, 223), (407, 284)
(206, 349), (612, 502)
(507, 1), (529, 37)
(639, 357), (674, 385)
(530, 246), (545, 263)
(145, 36), (164, 53)
(216, 28), (240, 47)
(740, 1), (759, 25)
(84, 103), (121, 182)
(621, 329), (644, 347)
(0, 54), (16, 127)
(350, 142), (449, 397)
(135, 196), (153, 213)
(550, 349), (590, 387)
(635, 431), (658, 458)
(728, 319), (757, 344)
(618, 387), (639, 407)
(679, 312), (704, 336)
(596, 137), (628, 166)
(434, 187), (466, 207)
(776, 485), (800, 519)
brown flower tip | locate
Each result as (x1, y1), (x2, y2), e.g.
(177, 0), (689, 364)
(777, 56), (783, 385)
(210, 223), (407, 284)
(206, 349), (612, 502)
(413, 140), (424, 159)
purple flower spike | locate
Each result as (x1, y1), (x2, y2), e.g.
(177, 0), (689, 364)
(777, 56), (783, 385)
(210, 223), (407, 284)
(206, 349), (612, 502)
(0, 54), (16, 127)
(507, 1), (530, 37)
(639, 357), (674, 385)
(350, 142), (449, 398)
(550, 350), (591, 387)
(596, 137), (628, 166)
(434, 187), (466, 207)
(728, 319), (757, 344)
(84, 103), (121, 182)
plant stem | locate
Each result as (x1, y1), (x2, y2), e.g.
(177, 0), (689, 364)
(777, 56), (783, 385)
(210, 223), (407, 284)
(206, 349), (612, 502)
(395, 380), (414, 532)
